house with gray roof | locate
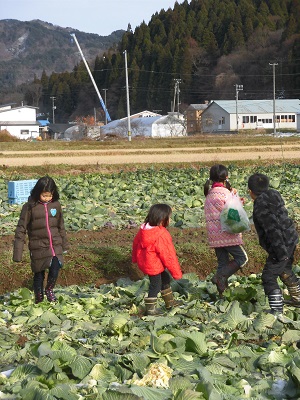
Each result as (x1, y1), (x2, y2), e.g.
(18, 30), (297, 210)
(201, 99), (300, 133)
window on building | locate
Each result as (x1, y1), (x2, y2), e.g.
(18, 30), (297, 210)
(250, 116), (257, 123)
(289, 115), (295, 122)
(21, 130), (29, 135)
(243, 116), (249, 123)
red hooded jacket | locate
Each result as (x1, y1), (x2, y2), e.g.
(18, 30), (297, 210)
(132, 224), (182, 279)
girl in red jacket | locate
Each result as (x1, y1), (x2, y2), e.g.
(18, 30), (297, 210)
(132, 203), (183, 315)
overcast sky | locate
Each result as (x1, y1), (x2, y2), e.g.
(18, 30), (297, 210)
(1, 0), (178, 36)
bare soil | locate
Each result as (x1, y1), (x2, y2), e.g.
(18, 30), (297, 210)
(0, 227), (271, 295)
(2, 144), (300, 166)
(3, 223), (300, 296)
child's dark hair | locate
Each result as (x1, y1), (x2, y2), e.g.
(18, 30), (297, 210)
(31, 176), (59, 202)
(145, 203), (172, 227)
(204, 164), (232, 196)
(248, 173), (269, 196)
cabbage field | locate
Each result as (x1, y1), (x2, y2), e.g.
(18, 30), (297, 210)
(1, 163), (300, 399)
(1, 163), (300, 235)
(1, 273), (300, 399)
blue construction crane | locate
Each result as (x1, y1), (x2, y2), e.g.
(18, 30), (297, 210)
(70, 33), (111, 123)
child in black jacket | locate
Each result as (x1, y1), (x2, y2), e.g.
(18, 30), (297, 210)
(248, 173), (299, 314)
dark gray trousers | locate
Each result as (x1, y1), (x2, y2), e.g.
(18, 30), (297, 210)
(215, 245), (248, 273)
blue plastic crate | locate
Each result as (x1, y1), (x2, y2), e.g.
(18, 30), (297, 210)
(8, 179), (37, 202)
(8, 196), (29, 205)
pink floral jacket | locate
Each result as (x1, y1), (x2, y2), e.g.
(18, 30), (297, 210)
(204, 186), (243, 248)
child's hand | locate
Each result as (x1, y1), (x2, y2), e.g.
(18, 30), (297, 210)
(231, 188), (237, 195)
(240, 197), (245, 205)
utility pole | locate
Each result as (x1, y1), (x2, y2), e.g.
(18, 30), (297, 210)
(123, 50), (131, 142)
(269, 62), (278, 135)
(102, 89), (108, 125)
(50, 96), (56, 124)
(172, 79), (181, 115)
(235, 84), (243, 133)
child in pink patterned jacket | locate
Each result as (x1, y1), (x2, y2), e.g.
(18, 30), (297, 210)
(204, 164), (248, 296)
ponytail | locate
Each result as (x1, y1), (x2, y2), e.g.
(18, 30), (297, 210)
(225, 178), (232, 192)
(205, 164), (232, 195)
(204, 178), (210, 196)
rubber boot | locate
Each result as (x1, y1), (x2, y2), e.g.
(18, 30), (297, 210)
(45, 278), (57, 302)
(45, 257), (61, 302)
(161, 287), (183, 309)
(211, 274), (228, 295)
(286, 283), (300, 307)
(144, 297), (163, 316)
(34, 290), (44, 304)
(33, 271), (45, 304)
(211, 260), (240, 295)
(281, 273), (300, 307)
(268, 289), (283, 314)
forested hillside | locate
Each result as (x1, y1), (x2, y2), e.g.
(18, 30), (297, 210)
(0, 19), (124, 105)
(5, 0), (300, 123)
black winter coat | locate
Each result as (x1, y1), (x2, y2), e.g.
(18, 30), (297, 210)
(13, 199), (69, 272)
(252, 189), (298, 261)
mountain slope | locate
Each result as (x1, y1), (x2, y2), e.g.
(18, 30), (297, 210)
(0, 19), (124, 89)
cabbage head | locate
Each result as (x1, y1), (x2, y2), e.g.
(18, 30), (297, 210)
(109, 315), (130, 340)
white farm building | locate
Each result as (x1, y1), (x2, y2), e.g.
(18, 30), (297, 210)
(100, 112), (187, 138)
(201, 99), (300, 133)
(0, 104), (40, 140)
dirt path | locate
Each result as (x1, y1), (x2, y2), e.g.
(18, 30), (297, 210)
(2, 144), (300, 166)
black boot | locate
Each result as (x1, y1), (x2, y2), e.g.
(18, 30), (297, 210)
(34, 290), (44, 304)
(268, 289), (283, 314)
(161, 287), (183, 309)
(45, 278), (57, 302)
(281, 273), (300, 307)
(144, 297), (163, 316)
(45, 257), (61, 302)
(33, 271), (45, 304)
(212, 260), (240, 295)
